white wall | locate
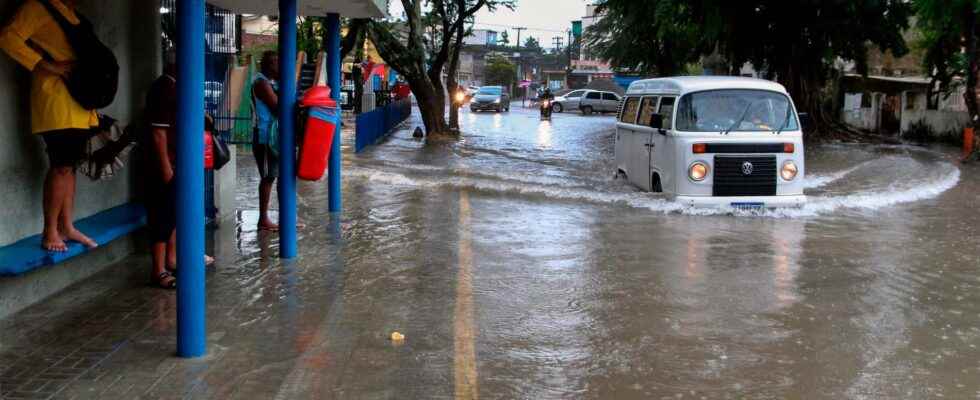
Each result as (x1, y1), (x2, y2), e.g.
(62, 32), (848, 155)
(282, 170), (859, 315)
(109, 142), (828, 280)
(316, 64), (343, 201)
(0, 0), (161, 245)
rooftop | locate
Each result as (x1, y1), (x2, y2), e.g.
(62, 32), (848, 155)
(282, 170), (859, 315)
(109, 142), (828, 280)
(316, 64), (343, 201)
(207, 0), (386, 18)
(627, 76), (788, 95)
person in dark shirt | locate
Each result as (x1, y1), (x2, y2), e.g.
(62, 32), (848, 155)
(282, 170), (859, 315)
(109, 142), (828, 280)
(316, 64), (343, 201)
(143, 49), (213, 289)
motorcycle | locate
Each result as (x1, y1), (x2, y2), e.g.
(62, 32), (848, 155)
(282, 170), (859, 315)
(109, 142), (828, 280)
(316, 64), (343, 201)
(540, 99), (553, 120)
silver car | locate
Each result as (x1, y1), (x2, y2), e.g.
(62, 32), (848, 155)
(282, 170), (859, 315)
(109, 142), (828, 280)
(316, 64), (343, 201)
(578, 90), (621, 115)
(469, 86), (510, 112)
(550, 89), (586, 113)
(551, 89), (621, 115)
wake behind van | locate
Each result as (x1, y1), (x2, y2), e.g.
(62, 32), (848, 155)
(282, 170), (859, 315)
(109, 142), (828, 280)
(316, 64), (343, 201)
(615, 76), (806, 208)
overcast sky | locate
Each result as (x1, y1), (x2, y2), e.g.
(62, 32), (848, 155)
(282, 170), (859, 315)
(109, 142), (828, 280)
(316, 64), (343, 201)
(387, 0), (592, 50)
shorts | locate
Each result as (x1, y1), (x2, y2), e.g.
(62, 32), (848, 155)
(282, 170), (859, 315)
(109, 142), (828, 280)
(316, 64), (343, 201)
(252, 130), (279, 179)
(145, 179), (177, 243)
(41, 128), (94, 168)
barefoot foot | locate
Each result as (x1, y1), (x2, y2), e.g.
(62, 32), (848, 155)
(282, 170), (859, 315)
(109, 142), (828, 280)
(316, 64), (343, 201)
(258, 220), (279, 232)
(168, 255), (215, 272)
(41, 233), (68, 252)
(64, 229), (98, 249)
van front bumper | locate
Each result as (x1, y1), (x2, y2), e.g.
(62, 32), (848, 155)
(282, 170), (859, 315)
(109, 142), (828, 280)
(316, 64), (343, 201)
(674, 195), (806, 209)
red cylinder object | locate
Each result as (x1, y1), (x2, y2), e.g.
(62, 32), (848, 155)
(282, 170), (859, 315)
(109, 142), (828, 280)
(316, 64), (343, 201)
(964, 127), (975, 160)
(298, 107), (339, 180)
(203, 130), (214, 170)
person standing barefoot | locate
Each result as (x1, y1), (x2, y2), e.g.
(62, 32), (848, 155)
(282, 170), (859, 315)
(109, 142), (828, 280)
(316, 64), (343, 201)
(252, 51), (281, 232)
(0, 0), (98, 251)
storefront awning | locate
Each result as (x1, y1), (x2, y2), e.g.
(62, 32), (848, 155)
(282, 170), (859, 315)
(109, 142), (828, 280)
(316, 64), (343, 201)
(207, 0), (386, 18)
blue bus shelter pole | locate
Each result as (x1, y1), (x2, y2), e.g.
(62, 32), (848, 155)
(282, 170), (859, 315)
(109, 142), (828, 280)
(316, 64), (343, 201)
(278, 0), (298, 258)
(175, 0), (206, 358)
(326, 13), (342, 213)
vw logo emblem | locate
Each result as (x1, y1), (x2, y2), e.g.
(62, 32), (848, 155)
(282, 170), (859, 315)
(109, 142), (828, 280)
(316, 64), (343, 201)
(741, 161), (754, 175)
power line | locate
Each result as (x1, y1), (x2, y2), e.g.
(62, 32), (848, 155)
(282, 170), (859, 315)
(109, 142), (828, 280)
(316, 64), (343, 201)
(513, 26), (526, 49)
(472, 21), (567, 34)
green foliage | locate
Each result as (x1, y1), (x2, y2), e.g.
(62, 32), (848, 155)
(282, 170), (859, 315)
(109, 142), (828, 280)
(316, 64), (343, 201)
(587, 0), (911, 78)
(499, 30), (510, 46)
(915, 0), (978, 93)
(523, 37), (543, 53)
(484, 56), (516, 87)
(586, 0), (912, 129)
(297, 17), (323, 59)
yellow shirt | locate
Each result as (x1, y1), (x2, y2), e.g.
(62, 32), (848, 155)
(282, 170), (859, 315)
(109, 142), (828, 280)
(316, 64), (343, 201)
(0, 0), (99, 134)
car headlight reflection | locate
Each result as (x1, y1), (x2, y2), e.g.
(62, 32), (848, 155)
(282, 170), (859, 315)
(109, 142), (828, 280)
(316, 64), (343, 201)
(689, 161), (709, 181)
(781, 160), (799, 181)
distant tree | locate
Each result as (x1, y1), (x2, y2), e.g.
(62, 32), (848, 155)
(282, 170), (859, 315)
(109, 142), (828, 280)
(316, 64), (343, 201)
(523, 37), (543, 53)
(366, 0), (514, 135)
(499, 30), (510, 46)
(916, 0), (979, 159)
(586, 0), (912, 135)
(484, 55), (516, 88)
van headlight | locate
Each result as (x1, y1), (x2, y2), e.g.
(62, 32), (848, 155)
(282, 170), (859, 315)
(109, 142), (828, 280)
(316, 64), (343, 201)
(689, 161), (709, 182)
(781, 160), (799, 181)
(493, 98), (501, 103)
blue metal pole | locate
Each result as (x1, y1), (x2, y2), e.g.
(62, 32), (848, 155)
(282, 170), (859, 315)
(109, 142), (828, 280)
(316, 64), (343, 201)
(175, 0), (206, 358)
(326, 13), (342, 213)
(278, 0), (298, 258)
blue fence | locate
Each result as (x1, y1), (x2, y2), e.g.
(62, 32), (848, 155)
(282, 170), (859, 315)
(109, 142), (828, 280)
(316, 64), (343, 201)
(355, 99), (412, 152)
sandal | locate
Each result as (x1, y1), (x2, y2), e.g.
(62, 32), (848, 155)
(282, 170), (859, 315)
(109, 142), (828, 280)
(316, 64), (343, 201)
(166, 255), (215, 276)
(153, 271), (177, 289)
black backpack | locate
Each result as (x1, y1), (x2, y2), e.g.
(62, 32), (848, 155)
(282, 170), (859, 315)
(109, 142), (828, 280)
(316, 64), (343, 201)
(36, 0), (119, 110)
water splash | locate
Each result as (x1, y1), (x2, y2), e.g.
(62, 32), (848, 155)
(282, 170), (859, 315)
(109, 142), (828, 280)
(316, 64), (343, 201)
(346, 155), (960, 219)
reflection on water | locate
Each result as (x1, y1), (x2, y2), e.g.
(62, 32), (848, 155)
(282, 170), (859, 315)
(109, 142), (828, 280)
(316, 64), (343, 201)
(3, 106), (975, 400)
(326, 106), (975, 398)
(536, 120), (552, 149)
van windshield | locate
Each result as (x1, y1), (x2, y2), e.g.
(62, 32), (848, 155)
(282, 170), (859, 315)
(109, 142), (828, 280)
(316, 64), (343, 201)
(676, 89), (799, 132)
(477, 87), (502, 95)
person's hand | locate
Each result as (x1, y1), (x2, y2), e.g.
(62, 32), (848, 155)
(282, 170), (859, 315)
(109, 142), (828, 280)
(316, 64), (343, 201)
(162, 167), (174, 184)
(40, 60), (72, 77)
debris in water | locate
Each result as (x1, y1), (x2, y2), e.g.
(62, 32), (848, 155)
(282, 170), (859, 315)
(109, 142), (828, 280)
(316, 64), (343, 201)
(391, 331), (405, 342)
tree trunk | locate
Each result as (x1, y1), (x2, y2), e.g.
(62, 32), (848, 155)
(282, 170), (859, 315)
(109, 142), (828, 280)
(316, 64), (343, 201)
(447, 3), (465, 131)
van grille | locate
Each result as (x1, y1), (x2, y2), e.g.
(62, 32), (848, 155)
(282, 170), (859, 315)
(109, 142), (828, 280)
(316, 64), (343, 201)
(713, 156), (777, 196)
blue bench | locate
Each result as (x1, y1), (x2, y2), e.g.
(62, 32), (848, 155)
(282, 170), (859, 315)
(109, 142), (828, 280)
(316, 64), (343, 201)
(0, 203), (146, 276)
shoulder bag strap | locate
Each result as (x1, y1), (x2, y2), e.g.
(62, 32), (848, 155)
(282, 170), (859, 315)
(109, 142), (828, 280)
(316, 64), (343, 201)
(35, 0), (77, 36)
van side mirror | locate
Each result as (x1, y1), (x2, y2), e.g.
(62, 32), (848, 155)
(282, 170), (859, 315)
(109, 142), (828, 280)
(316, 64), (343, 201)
(649, 114), (664, 130)
(798, 112), (811, 132)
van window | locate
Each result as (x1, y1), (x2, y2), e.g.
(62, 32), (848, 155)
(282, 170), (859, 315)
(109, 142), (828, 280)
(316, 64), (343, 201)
(586, 92), (602, 100)
(566, 90), (585, 98)
(637, 96), (659, 126)
(658, 97), (676, 128)
(676, 89), (798, 132)
(619, 97), (640, 123)
(602, 93), (619, 101)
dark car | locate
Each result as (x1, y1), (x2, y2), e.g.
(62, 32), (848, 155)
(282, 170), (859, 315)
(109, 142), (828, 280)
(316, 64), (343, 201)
(469, 86), (510, 113)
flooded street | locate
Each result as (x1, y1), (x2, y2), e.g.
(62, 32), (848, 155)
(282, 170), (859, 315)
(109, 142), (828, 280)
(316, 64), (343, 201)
(330, 104), (980, 398)
(3, 104), (980, 399)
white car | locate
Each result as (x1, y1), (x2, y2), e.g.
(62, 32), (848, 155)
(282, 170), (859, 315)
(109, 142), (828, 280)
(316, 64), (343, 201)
(552, 89), (621, 114)
(615, 76), (805, 208)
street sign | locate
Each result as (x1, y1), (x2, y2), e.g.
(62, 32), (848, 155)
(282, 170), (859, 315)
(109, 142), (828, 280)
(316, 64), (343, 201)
(572, 20), (582, 37)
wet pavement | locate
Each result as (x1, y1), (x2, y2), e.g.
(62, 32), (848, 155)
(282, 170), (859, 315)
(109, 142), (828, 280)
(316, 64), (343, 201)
(2, 103), (980, 399)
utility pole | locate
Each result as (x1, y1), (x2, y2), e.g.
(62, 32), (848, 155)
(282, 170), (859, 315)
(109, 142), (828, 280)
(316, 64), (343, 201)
(552, 36), (564, 89)
(514, 27), (526, 50)
(566, 29), (573, 69)
(552, 36), (563, 52)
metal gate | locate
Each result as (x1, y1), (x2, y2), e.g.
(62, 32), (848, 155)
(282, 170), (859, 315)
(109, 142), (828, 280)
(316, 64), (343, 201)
(160, 1), (243, 224)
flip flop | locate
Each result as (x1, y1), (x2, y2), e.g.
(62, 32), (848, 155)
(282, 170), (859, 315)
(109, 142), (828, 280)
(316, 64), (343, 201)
(167, 255), (216, 276)
(153, 271), (177, 289)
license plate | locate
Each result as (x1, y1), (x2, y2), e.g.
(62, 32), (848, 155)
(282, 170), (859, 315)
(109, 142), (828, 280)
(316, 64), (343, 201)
(731, 202), (765, 210)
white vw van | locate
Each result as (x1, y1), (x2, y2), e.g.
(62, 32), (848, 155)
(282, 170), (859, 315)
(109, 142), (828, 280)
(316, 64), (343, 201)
(615, 77), (806, 208)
